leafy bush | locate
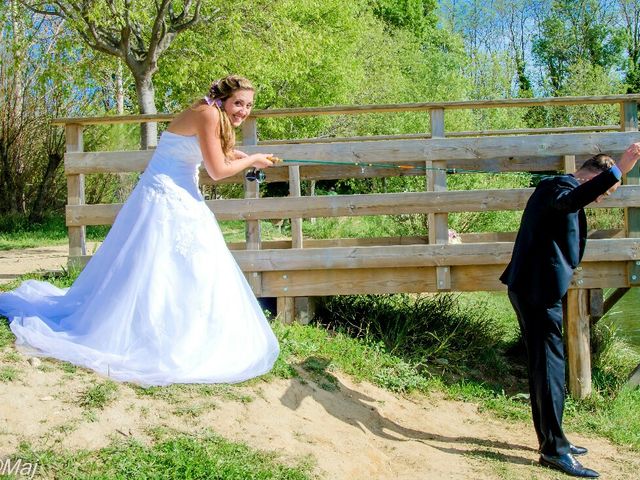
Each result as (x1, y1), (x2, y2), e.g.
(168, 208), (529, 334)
(314, 293), (507, 374)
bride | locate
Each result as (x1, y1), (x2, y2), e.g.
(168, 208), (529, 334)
(0, 75), (280, 386)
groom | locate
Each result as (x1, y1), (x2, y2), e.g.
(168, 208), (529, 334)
(500, 142), (640, 478)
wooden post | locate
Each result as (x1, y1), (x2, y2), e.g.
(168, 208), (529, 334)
(563, 154), (576, 174)
(562, 152), (592, 396)
(289, 165), (303, 249)
(242, 118), (262, 295)
(428, 108), (450, 290)
(566, 289), (592, 398)
(65, 124), (86, 268)
(277, 165), (303, 323)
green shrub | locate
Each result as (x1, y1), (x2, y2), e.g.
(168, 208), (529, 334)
(315, 293), (507, 374)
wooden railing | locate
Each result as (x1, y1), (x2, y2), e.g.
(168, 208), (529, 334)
(53, 94), (640, 398)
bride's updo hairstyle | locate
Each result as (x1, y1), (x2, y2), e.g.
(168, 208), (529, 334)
(206, 75), (254, 158)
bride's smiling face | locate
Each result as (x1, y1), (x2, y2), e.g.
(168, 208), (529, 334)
(223, 89), (254, 127)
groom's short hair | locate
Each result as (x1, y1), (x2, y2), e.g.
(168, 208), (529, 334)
(579, 154), (615, 173)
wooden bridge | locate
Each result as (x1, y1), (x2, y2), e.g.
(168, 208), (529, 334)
(53, 94), (640, 399)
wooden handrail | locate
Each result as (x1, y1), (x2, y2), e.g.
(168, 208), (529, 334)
(65, 185), (640, 226)
(51, 94), (640, 126)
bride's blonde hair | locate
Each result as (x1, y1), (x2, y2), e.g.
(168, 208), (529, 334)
(206, 75), (254, 158)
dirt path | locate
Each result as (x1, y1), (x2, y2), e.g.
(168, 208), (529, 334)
(0, 244), (100, 284)
(1, 355), (638, 479)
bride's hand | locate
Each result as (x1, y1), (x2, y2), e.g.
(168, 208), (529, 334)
(251, 153), (275, 169)
(232, 149), (248, 160)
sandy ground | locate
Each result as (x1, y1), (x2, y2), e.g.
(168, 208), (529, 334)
(1, 246), (639, 479)
(1, 356), (639, 480)
(0, 244), (104, 285)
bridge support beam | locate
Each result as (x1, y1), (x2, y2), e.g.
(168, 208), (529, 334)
(565, 289), (592, 399)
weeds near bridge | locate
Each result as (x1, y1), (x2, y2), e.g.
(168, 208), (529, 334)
(315, 293), (508, 378)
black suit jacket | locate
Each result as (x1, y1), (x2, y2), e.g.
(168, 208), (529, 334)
(500, 168), (620, 305)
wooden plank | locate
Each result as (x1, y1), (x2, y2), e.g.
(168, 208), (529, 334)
(199, 155), (566, 185)
(62, 258), (631, 295)
(235, 243), (513, 271)
(65, 185), (640, 226)
(67, 149), (621, 179)
(261, 125), (620, 145)
(260, 264), (513, 296)
(233, 132), (640, 165)
(228, 232), (522, 249)
(227, 235), (431, 250)
(71, 239), (640, 272)
(53, 113), (175, 126)
(65, 150), (153, 174)
(568, 262), (630, 288)
(262, 267), (438, 296)
(52, 95), (640, 126)
(231, 239), (640, 272)
(566, 289), (592, 399)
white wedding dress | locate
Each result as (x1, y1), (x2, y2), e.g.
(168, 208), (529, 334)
(0, 131), (279, 386)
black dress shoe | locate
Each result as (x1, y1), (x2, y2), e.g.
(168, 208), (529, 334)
(540, 453), (599, 478)
(570, 444), (588, 456)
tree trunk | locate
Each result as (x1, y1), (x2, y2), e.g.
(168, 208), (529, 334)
(134, 74), (158, 150)
(29, 151), (63, 223)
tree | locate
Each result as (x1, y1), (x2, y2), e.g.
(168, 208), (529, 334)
(370, 0), (438, 38)
(618, 0), (640, 92)
(1, 1), (74, 219)
(24, 0), (213, 148)
(532, 0), (622, 94)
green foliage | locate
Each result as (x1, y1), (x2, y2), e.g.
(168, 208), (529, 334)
(271, 320), (430, 393)
(301, 215), (421, 239)
(0, 365), (20, 382)
(79, 381), (119, 410)
(17, 432), (314, 479)
(156, 0), (469, 141)
(448, 172), (531, 233)
(315, 293), (507, 373)
(569, 387), (640, 450)
(532, 0), (622, 94)
(0, 318), (15, 349)
(371, 0), (438, 36)
(0, 214), (108, 250)
(591, 321), (640, 396)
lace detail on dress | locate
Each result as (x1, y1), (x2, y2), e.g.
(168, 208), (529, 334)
(144, 175), (185, 205)
(174, 227), (195, 257)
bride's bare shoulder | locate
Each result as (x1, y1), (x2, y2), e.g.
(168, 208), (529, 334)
(168, 102), (218, 134)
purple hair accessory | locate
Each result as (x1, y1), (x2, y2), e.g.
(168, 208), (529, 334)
(204, 95), (223, 108)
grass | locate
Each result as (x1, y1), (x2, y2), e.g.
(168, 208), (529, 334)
(132, 383), (254, 404)
(0, 365), (20, 382)
(0, 214), (109, 251)
(78, 381), (119, 410)
(14, 431), (315, 479)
